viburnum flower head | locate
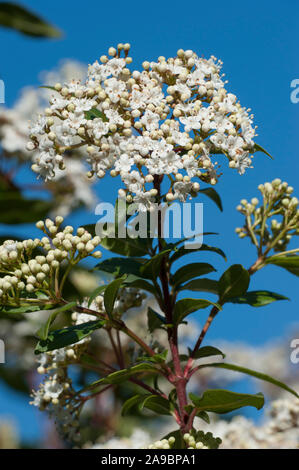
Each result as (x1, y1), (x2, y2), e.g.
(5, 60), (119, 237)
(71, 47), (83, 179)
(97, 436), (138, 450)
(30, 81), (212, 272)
(28, 43), (257, 211)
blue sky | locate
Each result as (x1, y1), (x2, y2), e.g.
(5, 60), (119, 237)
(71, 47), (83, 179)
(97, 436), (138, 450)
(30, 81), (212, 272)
(0, 0), (298, 443)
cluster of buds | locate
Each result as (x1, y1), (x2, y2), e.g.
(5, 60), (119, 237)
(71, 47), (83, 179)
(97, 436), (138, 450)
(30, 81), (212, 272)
(183, 430), (221, 449)
(0, 217), (102, 305)
(236, 179), (299, 253)
(147, 436), (176, 449)
(28, 44), (257, 212)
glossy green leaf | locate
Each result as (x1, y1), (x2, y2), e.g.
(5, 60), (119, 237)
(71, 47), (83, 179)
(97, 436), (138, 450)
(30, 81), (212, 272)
(96, 363), (160, 385)
(35, 319), (105, 354)
(218, 264), (250, 302)
(104, 275), (126, 319)
(228, 290), (289, 307)
(101, 235), (149, 257)
(95, 257), (143, 278)
(170, 244), (226, 264)
(173, 298), (221, 325)
(0, 304), (44, 315)
(36, 302), (77, 340)
(121, 394), (148, 416)
(180, 278), (219, 294)
(171, 262), (216, 288)
(265, 255), (299, 277)
(254, 143), (273, 160)
(199, 188), (223, 211)
(138, 350), (168, 364)
(194, 362), (299, 398)
(124, 278), (156, 296)
(141, 395), (171, 415)
(190, 389), (264, 414)
(0, 3), (62, 38)
(189, 346), (225, 360)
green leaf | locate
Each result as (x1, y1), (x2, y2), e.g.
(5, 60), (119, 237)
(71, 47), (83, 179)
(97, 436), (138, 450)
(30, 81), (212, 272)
(104, 275), (126, 319)
(196, 411), (210, 424)
(228, 290), (289, 307)
(121, 394), (148, 416)
(0, 3), (62, 38)
(189, 346), (225, 360)
(36, 302), (77, 340)
(171, 262), (216, 288)
(102, 235), (149, 257)
(35, 319), (105, 354)
(199, 188), (223, 211)
(194, 363), (299, 398)
(173, 298), (221, 325)
(190, 389), (264, 414)
(170, 244), (226, 264)
(84, 108), (108, 121)
(138, 350), (168, 364)
(140, 395), (171, 415)
(254, 143), (273, 160)
(0, 304), (43, 315)
(180, 278), (219, 295)
(265, 255), (299, 277)
(140, 249), (171, 280)
(218, 264), (250, 302)
(147, 307), (166, 333)
(96, 363), (160, 385)
(95, 257), (143, 278)
(84, 224), (150, 257)
(124, 278), (156, 296)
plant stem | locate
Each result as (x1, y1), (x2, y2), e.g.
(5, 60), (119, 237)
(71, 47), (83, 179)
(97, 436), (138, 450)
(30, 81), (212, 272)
(154, 175), (189, 432)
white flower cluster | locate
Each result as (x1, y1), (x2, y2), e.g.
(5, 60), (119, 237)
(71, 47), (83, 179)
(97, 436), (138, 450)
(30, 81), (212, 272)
(30, 297), (104, 443)
(0, 217), (101, 305)
(0, 61), (96, 216)
(28, 44), (257, 211)
(235, 179), (299, 252)
(31, 350), (80, 443)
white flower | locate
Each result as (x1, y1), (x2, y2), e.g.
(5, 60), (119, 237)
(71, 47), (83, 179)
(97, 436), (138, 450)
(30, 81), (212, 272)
(105, 58), (126, 77)
(114, 153), (134, 173)
(105, 77), (126, 103)
(140, 110), (160, 132)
